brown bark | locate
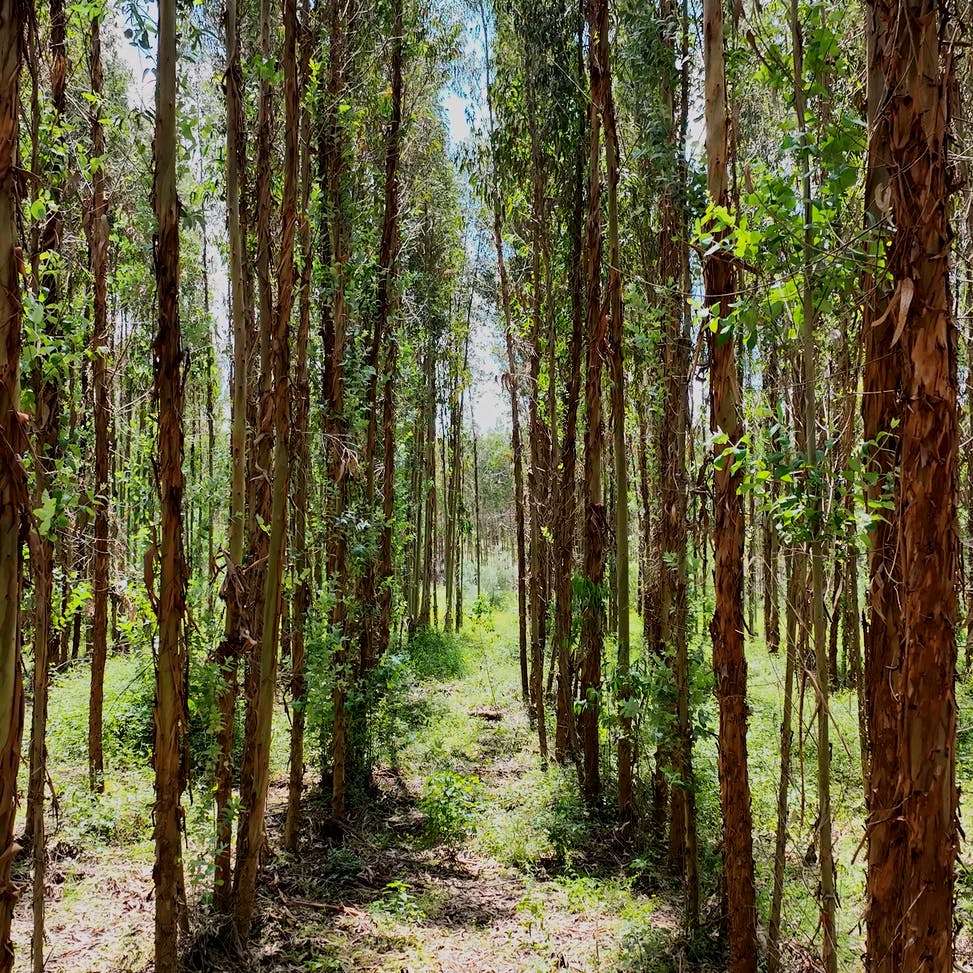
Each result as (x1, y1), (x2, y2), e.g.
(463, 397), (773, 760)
(524, 81), (549, 761)
(703, 0), (757, 967)
(660, 4), (697, 922)
(579, 0), (610, 803)
(767, 554), (802, 973)
(884, 1), (958, 967)
(28, 3), (66, 965)
(236, 0), (276, 873)
(861, 4), (902, 970)
(213, 0), (248, 914)
(552, 139), (584, 764)
(0, 5), (27, 969)
(284, 6), (315, 853)
(324, 0), (354, 819)
(234, 0), (297, 939)
(367, 0), (402, 672)
(597, 9), (629, 821)
(152, 1), (188, 967)
(88, 4), (111, 796)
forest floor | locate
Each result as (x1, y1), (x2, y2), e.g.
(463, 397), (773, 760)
(10, 598), (702, 973)
(10, 589), (973, 972)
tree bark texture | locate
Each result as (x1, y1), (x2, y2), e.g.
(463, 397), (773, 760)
(0, 4), (27, 968)
(152, 1), (188, 967)
(703, 0), (758, 967)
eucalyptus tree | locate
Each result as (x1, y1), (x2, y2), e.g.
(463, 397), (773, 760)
(702, 0), (757, 965)
(0, 3), (27, 969)
(284, 0), (317, 853)
(234, 0), (279, 918)
(214, 0), (248, 913)
(27, 3), (69, 965)
(152, 0), (189, 967)
(579, 0), (610, 803)
(87, 0), (111, 797)
(234, 0), (298, 941)
(871, 0), (958, 966)
(860, 3), (902, 969)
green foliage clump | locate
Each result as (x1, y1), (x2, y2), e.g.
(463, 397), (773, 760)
(419, 770), (482, 845)
(406, 627), (465, 681)
(47, 655), (153, 768)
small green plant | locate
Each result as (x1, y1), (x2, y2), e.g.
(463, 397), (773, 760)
(324, 846), (363, 880)
(419, 770), (482, 846)
(374, 879), (425, 921)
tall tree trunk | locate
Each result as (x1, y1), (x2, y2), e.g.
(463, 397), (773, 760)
(660, 3), (697, 923)
(789, 7), (837, 968)
(418, 329), (436, 630)
(213, 0), (249, 914)
(884, 1), (958, 967)
(152, 1), (188, 967)
(235, 0), (278, 892)
(702, 0), (757, 967)
(371, 0), (402, 669)
(603, 24), (630, 820)
(284, 4), (315, 852)
(553, 129), (585, 764)
(525, 102), (549, 761)
(0, 4), (28, 968)
(29, 3), (66, 965)
(234, 0), (296, 939)
(88, 3), (111, 795)
(861, 4), (902, 969)
(580, 0), (610, 803)
(323, 0), (356, 818)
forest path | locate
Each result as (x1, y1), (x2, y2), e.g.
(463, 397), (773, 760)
(222, 615), (690, 973)
(8, 607), (695, 973)
(236, 744), (678, 972)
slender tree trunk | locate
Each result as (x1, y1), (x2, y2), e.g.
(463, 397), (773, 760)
(88, 4), (111, 795)
(234, 0), (297, 939)
(152, 2), (188, 967)
(524, 98), (549, 760)
(553, 139), (585, 764)
(0, 5), (28, 968)
(703, 0), (757, 966)
(236, 0), (277, 885)
(861, 5), (902, 969)
(789, 8), (837, 968)
(767, 554), (802, 973)
(419, 331), (436, 630)
(602, 25), (630, 819)
(660, 3), (697, 921)
(470, 399), (482, 601)
(580, 0), (610, 803)
(884, 2), (958, 966)
(213, 0), (249, 914)
(284, 6), (315, 852)
(29, 4), (66, 965)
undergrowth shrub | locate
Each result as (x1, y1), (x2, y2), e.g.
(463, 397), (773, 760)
(420, 770), (482, 845)
(406, 627), (465, 681)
